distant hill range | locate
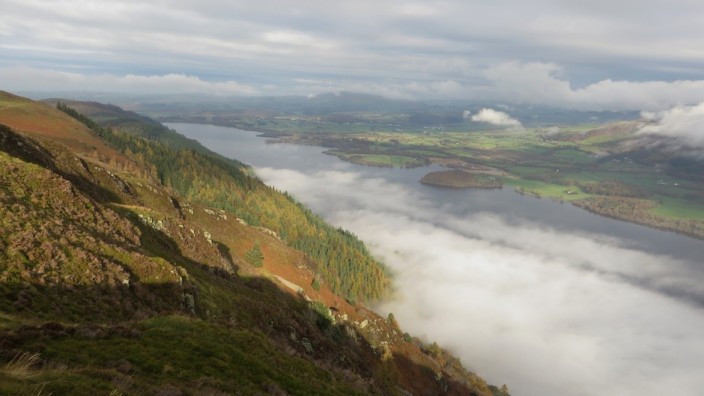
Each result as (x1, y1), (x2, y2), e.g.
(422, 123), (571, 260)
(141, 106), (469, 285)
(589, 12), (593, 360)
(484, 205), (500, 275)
(0, 91), (510, 395)
(20, 90), (640, 128)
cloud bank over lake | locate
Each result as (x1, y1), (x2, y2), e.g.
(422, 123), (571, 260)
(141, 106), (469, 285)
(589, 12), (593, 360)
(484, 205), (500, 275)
(255, 165), (704, 396)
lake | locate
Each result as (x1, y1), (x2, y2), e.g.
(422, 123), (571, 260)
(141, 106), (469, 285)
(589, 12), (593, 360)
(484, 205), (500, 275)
(168, 122), (704, 396)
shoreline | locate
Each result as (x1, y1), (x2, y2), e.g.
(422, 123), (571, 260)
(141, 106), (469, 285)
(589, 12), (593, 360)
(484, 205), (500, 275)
(166, 122), (704, 241)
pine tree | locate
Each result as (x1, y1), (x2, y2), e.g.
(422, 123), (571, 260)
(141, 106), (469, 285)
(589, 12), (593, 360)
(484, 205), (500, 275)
(245, 243), (264, 267)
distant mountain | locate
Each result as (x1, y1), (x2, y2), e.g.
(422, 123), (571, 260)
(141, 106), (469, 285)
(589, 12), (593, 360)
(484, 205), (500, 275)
(0, 91), (509, 395)
(131, 91), (429, 123)
(27, 90), (641, 130)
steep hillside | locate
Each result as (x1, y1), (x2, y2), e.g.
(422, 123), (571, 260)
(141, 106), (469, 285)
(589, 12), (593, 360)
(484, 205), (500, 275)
(52, 100), (390, 303)
(0, 93), (509, 395)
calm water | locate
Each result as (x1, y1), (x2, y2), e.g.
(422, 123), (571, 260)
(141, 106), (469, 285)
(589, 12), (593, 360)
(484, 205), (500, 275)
(168, 123), (704, 396)
(167, 123), (703, 265)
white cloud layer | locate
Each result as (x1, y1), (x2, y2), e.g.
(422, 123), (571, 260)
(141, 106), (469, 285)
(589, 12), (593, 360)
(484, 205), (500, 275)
(249, 164), (704, 396)
(0, 67), (259, 95)
(5, 63), (704, 111)
(470, 108), (523, 128)
(639, 102), (704, 148)
(483, 62), (704, 111)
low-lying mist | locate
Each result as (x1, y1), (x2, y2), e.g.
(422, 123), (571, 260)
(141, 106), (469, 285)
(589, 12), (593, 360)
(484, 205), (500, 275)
(256, 166), (704, 396)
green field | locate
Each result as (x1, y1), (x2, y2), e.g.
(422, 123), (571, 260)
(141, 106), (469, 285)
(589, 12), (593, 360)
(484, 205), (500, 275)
(325, 150), (427, 168)
(652, 196), (704, 220)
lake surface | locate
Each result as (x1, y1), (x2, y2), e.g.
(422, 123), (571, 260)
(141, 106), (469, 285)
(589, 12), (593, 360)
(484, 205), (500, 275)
(168, 123), (704, 396)
(168, 123), (703, 264)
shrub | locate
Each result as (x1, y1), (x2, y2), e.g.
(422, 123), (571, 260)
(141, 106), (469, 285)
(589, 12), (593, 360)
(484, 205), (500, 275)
(244, 243), (264, 267)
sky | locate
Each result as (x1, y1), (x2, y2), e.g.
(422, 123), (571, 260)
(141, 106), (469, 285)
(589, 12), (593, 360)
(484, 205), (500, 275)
(2, 0), (704, 110)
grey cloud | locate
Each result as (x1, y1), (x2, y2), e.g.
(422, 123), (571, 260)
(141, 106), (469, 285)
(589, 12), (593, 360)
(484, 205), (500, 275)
(0, 67), (260, 95)
(3, 0), (704, 108)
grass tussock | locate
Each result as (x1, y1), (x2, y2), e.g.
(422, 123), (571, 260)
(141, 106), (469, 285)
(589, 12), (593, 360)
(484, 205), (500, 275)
(3, 352), (41, 379)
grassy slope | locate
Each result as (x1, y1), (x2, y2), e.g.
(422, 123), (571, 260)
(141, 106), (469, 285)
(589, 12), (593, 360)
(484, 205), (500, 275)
(1, 316), (365, 396)
(0, 92), (125, 164)
(0, 93), (507, 396)
(0, 153), (361, 392)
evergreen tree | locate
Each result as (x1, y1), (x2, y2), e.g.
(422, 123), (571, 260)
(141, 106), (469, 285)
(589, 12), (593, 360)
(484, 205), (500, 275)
(244, 242), (264, 267)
